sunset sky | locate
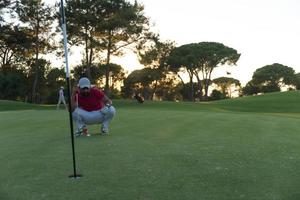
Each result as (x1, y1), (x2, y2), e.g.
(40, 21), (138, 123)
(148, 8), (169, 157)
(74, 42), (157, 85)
(48, 0), (300, 85)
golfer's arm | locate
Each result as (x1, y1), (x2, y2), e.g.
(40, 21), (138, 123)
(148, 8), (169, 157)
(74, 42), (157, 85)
(71, 94), (77, 112)
(103, 95), (112, 106)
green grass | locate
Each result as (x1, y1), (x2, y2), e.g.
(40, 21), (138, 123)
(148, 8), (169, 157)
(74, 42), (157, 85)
(0, 100), (55, 111)
(1, 91), (300, 200)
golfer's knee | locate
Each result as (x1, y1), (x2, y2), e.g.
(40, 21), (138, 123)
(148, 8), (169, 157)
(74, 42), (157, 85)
(72, 111), (77, 119)
(109, 106), (116, 117)
(72, 109), (80, 120)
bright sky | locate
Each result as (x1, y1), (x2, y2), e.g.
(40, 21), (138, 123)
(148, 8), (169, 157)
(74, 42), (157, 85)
(136, 0), (300, 85)
(48, 0), (300, 85)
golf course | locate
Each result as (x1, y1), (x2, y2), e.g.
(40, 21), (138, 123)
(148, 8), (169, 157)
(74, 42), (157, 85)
(1, 91), (300, 200)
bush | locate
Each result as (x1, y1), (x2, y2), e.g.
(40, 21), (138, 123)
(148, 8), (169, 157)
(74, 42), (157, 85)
(210, 89), (225, 100)
(0, 70), (27, 100)
(109, 89), (122, 99)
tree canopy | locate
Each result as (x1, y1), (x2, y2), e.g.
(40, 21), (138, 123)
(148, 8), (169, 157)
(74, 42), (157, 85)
(123, 68), (164, 100)
(252, 63), (296, 93)
(61, 0), (150, 94)
(213, 77), (241, 98)
(15, 0), (55, 103)
(2, 1), (299, 104)
(167, 42), (240, 100)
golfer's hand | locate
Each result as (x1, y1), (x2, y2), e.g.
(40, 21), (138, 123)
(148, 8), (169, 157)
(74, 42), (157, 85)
(100, 105), (110, 114)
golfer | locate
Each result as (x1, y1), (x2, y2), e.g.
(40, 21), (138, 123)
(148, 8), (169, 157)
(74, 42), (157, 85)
(56, 86), (67, 110)
(71, 77), (116, 137)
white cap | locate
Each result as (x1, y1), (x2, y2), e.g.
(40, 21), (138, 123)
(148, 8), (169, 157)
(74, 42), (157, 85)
(78, 77), (91, 89)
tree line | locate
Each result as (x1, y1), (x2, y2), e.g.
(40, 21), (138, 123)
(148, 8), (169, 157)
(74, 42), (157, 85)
(1, 0), (300, 103)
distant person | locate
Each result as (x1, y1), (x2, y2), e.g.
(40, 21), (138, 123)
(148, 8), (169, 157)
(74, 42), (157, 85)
(72, 77), (116, 137)
(134, 93), (144, 103)
(56, 86), (67, 110)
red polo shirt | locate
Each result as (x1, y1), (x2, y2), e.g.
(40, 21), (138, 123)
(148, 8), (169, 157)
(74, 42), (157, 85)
(75, 87), (105, 111)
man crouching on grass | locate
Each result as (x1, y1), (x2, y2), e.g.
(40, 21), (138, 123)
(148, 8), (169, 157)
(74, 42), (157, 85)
(71, 77), (116, 137)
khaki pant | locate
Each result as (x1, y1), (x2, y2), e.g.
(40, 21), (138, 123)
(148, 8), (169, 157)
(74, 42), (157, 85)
(57, 96), (67, 109)
(72, 106), (116, 131)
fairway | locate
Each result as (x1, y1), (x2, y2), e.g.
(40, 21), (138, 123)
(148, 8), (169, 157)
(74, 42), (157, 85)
(1, 92), (300, 200)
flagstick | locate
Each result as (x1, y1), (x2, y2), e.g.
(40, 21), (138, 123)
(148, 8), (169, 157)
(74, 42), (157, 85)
(60, 0), (82, 179)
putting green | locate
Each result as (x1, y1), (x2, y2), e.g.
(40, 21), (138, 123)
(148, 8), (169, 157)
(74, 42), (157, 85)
(0, 91), (300, 200)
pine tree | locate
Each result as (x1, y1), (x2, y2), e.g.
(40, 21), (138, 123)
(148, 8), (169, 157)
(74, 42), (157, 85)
(16, 0), (55, 103)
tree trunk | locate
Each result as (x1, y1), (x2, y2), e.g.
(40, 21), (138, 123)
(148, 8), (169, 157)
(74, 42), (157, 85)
(150, 80), (158, 100)
(228, 85), (232, 98)
(221, 86), (226, 96)
(203, 69), (213, 100)
(110, 76), (114, 91)
(32, 16), (40, 103)
(177, 74), (185, 86)
(105, 31), (112, 95)
(187, 70), (194, 101)
(2, 48), (8, 67)
(84, 25), (91, 80)
(194, 72), (203, 101)
(89, 47), (93, 67)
